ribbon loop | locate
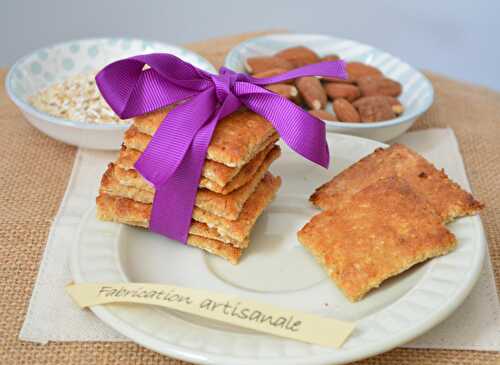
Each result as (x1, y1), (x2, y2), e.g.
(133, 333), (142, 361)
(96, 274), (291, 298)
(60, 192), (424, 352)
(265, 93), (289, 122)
(96, 53), (347, 242)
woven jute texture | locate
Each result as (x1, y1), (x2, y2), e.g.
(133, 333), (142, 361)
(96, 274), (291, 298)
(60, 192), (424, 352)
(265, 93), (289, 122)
(0, 31), (499, 365)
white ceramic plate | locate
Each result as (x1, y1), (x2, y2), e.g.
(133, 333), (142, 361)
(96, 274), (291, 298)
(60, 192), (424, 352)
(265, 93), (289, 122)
(71, 133), (485, 365)
(225, 33), (434, 142)
(5, 38), (216, 150)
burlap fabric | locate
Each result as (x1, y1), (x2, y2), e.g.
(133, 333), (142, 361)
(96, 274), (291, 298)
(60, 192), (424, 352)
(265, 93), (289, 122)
(0, 31), (498, 365)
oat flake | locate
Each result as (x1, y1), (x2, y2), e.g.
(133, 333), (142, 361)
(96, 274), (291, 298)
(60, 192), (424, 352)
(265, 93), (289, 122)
(29, 71), (129, 124)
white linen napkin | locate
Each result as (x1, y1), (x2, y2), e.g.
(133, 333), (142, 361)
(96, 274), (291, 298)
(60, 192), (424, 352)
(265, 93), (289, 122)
(20, 128), (500, 350)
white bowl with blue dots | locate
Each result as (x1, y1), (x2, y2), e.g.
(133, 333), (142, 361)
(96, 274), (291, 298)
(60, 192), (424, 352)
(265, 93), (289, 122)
(225, 33), (434, 142)
(5, 38), (216, 150)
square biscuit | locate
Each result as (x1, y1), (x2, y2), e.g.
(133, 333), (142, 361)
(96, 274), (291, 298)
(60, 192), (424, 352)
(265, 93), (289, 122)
(195, 147), (281, 220)
(187, 234), (242, 264)
(199, 143), (279, 193)
(96, 193), (248, 250)
(115, 144), (280, 195)
(101, 145), (280, 221)
(131, 105), (177, 135)
(189, 221), (249, 248)
(115, 146), (142, 170)
(123, 125), (279, 172)
(192, 173), (281, 243)
(133, 108), (278, 168)
(100, 164), (153, 202)
(96, 192), (150, 228)
(113, 161), (154, 192)
(311, 144), (483, 222)
(299, 177), (457, 302)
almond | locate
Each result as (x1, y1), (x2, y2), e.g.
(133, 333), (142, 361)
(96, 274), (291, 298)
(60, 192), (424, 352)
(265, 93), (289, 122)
(324, 83), (361, 102)
(252, 68), (294, 84)
(309, 109), (337, 122)
(265, 83), (300, 102)
(296, 77), (327, 110)
(245, 56), (293, 74)
(333, 98), (361, 123)
(346, 62), (383, 81)
(357, 76), (402, 97)
(376, 78), (402, 97)
(321, 77), (356, 85)
(353, 96), (395, 122)
(321, 54), (340, 62)
(356, 76), (379, 96)
(275, 46), (320, 68)
(385, 96), (404, 115)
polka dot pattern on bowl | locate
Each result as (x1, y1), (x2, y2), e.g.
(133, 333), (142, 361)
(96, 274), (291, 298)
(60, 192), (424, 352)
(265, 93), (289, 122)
(7, 38), (217, 102)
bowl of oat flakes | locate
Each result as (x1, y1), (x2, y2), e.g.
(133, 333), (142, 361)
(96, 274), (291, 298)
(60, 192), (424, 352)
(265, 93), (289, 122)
(6, 38), (216, 149)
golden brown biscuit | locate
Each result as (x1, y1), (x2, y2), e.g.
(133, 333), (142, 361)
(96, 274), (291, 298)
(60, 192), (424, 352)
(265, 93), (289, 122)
(100, 164), (152, 202)
(115, 145), (141, 170)
(201, 143), (277, 187)
(115, 144), (281, 195)
(195, 148), (281, 220)
(122, 125), (157, 152)
(311, 144), (483, 222)
(97, 172), (281, 246)
(113, 160), (154, 192)
(96, 194), (248, 249)
(129, 105), (177, 135)
(187, 235), (242, 264)
(189, 221), (249, 247)
(101, 146), (280, 221)
(299, 177), (457, 301)
(192, 173), (281, 243)
(96, 193), (149, 227)
(124, 125), (279, 171)
(133, 108), (277, 167)
(199, 144), (280, 193)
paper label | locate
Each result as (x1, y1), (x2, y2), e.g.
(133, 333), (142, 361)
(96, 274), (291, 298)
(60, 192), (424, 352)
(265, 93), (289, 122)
(66, 282), (355, 348)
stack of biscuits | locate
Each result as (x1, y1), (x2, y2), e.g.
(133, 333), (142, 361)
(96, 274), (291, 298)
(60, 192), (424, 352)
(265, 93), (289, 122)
(96, 107), (282, 264)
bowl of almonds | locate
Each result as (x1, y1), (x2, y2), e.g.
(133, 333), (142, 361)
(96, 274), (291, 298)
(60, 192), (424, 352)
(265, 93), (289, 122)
(6, 38), (216, 149)
(225, 33), (434, 142)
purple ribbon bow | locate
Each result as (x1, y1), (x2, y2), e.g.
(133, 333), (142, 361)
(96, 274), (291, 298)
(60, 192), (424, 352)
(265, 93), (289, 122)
(96, 53), (347, 242)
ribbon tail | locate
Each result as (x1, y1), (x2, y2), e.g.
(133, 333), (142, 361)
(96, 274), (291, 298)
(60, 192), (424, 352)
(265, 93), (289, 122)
(223, 61), (347, 86)
(148, 93), (241, 242)
(150, 117), (218, 242)
(234, 82), (330, 168)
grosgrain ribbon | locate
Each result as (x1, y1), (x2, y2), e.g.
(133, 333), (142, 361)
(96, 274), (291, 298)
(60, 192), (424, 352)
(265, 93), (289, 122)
(96, 54), (347, 242)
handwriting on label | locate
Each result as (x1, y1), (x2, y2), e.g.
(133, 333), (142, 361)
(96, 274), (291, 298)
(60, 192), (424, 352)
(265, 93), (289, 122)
(66, 282), (355, 348)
